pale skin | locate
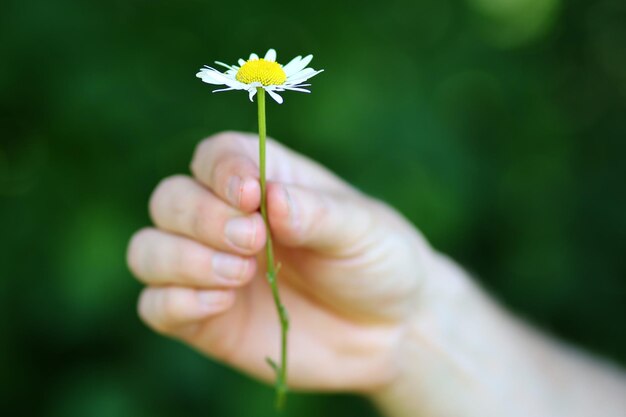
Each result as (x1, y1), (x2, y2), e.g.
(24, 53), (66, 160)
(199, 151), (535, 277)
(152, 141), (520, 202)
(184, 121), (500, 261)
(127, 131), (626, 417)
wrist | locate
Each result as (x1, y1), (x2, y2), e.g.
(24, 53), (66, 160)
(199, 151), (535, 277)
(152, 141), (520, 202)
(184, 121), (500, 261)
(366, 251), (626, 417)
(368, 252), (503, 416)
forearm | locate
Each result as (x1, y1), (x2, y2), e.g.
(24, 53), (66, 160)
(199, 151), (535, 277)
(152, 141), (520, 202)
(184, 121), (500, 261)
(372, 253), (626, 417)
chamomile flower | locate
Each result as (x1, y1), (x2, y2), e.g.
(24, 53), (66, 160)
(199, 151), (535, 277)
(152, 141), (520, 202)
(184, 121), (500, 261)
(196, 48), (323, 104)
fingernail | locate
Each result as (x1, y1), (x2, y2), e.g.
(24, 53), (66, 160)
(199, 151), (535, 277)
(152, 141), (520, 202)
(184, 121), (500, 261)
(227, 176), (241, 206)
(212, 253), (248, 282)
(225, 217), (256, 250)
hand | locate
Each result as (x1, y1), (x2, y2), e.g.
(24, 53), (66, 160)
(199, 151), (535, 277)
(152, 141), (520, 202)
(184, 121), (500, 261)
(128, 131), (626, 416)
(127, 131), (434, 393)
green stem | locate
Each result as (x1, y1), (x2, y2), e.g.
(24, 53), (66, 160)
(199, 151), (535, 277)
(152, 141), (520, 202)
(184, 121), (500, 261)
(257, 87), (289, 410)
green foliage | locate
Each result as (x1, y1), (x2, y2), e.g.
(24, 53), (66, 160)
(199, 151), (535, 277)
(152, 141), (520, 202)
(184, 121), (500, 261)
(1, 0), (625, 415)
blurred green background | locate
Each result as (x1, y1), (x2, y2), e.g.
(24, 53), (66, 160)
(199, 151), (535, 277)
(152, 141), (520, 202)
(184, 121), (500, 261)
(1, 0), (625, 415)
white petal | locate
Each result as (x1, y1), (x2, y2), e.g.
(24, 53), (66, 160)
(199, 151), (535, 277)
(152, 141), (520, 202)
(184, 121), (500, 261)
(266, 88), (284, 104)
(223, 79), (249, 90)
(283, 54), (313, 76)
(208, 73), (247, 90)
(266, 85), (285, 92)
(249, 53), (259, 60)
(215, 61), (235, 70)
(199, 66), (225, 75)
(248, 88), (257, 102)
(264, 49), (277, 62)
(197, 70), (226, 85)
(275, 83), (307, 91)
(287, 67), (314, 78)
(202, 71), (233, 85)
(286, 69), (323, 85)
(212, 87), (236, 93)
(281, 56), (301, 74)
(282, 86), (311, 93)
(238, 58), (246, 66)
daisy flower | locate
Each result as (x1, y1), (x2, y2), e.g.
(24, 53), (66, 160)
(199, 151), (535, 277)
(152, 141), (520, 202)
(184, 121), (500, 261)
(195, 48), (324, 409)
(196, 48), (323, 104)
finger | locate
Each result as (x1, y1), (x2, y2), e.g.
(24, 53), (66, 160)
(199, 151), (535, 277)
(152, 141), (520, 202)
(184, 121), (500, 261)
(138, 286), (234, 334)
(267, 182), (374, 253)
(190, 131), (353, 209)
(194, 149), (261, 213)
(127, 228), (257, 288)
(149, 175), (266, 255)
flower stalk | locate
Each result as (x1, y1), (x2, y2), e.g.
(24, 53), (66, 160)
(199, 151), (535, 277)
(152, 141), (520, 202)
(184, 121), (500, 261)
(197, 48), (321, 409)
(257, 87), (289, 410)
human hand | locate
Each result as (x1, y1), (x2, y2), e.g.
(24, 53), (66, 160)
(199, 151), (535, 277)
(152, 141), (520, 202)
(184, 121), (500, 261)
(127, 131), (436, 393)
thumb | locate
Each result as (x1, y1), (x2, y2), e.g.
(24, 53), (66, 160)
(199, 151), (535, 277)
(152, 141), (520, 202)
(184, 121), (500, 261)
(266, 182), (374, 253)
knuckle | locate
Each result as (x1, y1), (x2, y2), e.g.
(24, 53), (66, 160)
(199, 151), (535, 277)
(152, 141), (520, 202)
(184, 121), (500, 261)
(177, 244), (211, 283)
(126, 228), (152, 277)
(312, 193), (332, 224)
(219, 131), (258, 151)
(156, 174), (189, 193)
(211, 157), (230, 188)
(149, 175), (189, 219)
(171, 240), (187, 279)
(162, 290), (188, 323)
(191, 132), (237, 174)
(214, 130), (240, 142)
(296, 193), (331, 242)
(190, 138), (211, 175)
(137, 289), (154, 327)
(191, 197), (212, 242)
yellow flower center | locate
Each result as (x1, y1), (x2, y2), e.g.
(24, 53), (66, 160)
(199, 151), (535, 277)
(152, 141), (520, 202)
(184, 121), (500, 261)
(236, 59), (286, 86)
